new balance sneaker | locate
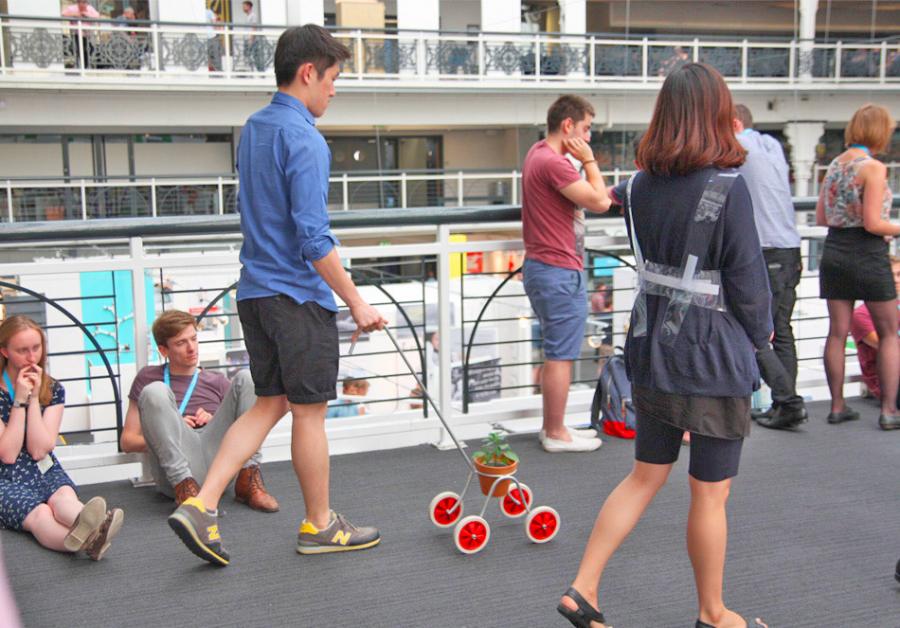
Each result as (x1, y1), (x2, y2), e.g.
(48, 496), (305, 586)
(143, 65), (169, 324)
(296, 511), (380, 555)
(168, 497), (230, 566)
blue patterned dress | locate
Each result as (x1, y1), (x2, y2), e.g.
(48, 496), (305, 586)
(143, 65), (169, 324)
(0, 381), (76, 530)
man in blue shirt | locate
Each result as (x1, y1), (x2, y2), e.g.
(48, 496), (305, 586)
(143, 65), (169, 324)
(169, 24), (386, 566)
(734, 104), (807, 430)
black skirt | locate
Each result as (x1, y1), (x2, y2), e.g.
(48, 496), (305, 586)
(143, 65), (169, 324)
(633, 385), (751, 440)
(819, 227), (897, 302)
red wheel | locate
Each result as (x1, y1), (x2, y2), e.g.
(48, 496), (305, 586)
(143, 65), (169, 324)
(500, 483), (533, 518)
(454, 515), (491, 554)
(525, 506), (560, 544)
(429, 491), (463, 528)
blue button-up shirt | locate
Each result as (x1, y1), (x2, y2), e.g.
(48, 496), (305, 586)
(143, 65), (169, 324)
(236, 92), (339, 311)
(736, 128), (801, 250)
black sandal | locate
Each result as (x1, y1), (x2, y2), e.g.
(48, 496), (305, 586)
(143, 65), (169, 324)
(557, 586), (606, 627)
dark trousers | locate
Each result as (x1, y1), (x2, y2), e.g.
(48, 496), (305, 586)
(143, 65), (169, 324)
(756, 247), (803, 407)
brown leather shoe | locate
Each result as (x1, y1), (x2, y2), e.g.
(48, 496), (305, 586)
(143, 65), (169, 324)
(174, 477), (200, 505)
(235, 465), (279, 513)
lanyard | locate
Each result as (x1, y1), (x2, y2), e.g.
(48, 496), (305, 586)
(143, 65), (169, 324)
(163, 365), (199, 416)
(849, 144), (871, 156)
(2, 371), (12, 399)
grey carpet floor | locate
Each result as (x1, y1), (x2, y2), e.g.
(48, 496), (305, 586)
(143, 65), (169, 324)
(4, 398), (899, 628)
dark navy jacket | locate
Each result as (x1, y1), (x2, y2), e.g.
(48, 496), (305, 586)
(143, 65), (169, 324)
(614, 168), (773, 398)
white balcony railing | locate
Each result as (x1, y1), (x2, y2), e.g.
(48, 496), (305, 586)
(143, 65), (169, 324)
(1, 15), (899, 88)
(1, 169), (640, 222)
(5, 163), (900, 223)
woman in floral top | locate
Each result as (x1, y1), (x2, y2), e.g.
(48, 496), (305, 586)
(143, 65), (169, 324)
(0, 316), (124, 559)
(816, 103), (899, 429)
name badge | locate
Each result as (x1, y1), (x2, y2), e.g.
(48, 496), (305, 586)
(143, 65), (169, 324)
(37, 455), (54, 475)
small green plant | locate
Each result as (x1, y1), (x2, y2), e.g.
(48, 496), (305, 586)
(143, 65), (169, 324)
(473, 431), (519, 467)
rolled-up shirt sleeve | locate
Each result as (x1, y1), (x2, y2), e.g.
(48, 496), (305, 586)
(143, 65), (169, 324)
(283, 130), (341, 263)
(721, 176), (773, 349)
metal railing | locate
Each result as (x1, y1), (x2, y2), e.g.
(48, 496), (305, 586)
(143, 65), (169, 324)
(2, 197), (897, 482)
(0, 169), (638, 222)
(1, 15), (898, 87)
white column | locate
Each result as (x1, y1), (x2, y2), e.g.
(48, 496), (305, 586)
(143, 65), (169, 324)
(157, 0), (206, 23)
(8, 0), (58, 17)
(287, 0), (325, 26)
(481, 0), (521, 33)
(784, 121), (825, 197)
(798, 0), (819, 81)
(261, 2), (288, 26)
(560, 0), (586, 35)
(398, 0), (439, 31)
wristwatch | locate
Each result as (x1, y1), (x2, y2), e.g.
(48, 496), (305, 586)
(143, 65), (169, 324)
(13, 399), (29, 408)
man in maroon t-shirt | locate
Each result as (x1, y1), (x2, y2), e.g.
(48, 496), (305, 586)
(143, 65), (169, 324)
(522, 95), (613, 452)
(120, 310), (281, 507)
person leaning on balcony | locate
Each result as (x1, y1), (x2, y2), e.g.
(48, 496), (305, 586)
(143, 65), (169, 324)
(522, 94), (609, 453)
(816, 103), (900, 430)
(167, 24), (387, 567)
(558, 63), (772, 628)
(732, 103), (808, 430)
(850, 256), (900, 425)
(120, 309), (279, 510)
(61, 0), (101, 70)
(0, 316), (124, 560)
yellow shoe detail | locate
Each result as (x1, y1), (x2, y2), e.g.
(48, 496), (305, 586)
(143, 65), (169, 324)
(207, 525), (221, 541)
(182, 496), (206, 511)
(299, 520), (320, 535)
(331, 530), (351, 546)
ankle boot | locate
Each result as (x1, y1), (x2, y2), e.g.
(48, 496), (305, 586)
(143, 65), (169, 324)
(174, 477), (200, 506)
(235, 465), (279, 512)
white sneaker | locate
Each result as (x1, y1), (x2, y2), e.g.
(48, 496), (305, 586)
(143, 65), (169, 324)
(540, 435), (603, 453)
(538, 427), (599, 441)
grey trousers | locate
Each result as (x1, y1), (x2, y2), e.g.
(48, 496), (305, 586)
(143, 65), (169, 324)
(137, 369), (262, 498)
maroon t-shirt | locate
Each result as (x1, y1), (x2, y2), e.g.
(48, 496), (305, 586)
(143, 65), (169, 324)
(128, 364), (229, 416)
(522, 140), (585, 271)
(850, 304), (900, 399)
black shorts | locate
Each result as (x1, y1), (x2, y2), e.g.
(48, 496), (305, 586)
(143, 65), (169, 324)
(634, 414), (743, 482)
(237, 295), (339, 405)
(819, 227), (897, 302)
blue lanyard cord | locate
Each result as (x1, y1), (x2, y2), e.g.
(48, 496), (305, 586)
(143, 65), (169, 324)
(163, 365), (200, 416)
(2, 371), (13, 399)
(849, 144), (871, 156)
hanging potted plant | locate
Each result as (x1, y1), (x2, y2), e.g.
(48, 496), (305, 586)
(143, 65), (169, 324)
(472, 431), (519, 497)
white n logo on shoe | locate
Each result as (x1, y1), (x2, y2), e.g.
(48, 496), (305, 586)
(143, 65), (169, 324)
(331, 530), (351, 546)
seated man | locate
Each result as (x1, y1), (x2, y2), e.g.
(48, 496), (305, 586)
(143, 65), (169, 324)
(120, 310), (280, 509)
(326, 374), (370, 418)
(850, 256), (900, 430)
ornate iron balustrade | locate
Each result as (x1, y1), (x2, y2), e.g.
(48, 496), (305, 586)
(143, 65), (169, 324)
(1, 15), (898, 86)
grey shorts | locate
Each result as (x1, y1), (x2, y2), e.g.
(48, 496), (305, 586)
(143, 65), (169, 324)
(237, 295), (339, 405)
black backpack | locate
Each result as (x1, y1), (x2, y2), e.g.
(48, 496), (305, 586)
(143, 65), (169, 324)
(590, 353), (637, 439)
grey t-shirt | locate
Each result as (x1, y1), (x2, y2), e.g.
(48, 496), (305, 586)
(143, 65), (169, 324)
(128, 364), (229, 416)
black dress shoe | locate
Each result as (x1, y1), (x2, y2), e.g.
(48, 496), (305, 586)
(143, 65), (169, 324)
(826, 407), (860, 424)
(757, 404), (808, 430)
(878, 413), (900, 430)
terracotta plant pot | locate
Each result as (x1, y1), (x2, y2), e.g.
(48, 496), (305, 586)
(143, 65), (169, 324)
(473, 457), (518, 497)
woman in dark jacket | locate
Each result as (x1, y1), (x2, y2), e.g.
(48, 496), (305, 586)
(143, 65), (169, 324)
(557, 64), (771, 628)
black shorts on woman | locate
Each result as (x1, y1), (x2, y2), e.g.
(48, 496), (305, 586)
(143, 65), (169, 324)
(237, 295), (339, 405)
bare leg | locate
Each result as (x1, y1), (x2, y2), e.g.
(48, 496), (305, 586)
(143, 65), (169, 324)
(21, 504), (74, 552)
(46, 486), (82, 528)
(290, 401), (330, 529)
(541, 359), (574, 441)
(196, 395), (288, 511)
(560, 461), (673, 627)
(865, 299), (899, 415)
(824, 299), (854, 413)
(688, 476), (744, 628)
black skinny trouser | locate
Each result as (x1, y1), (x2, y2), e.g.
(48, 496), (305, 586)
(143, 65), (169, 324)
(755, 247), (802, 407)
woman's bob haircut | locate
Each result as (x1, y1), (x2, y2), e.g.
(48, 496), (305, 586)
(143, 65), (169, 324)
(637, 63), (746, 177)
